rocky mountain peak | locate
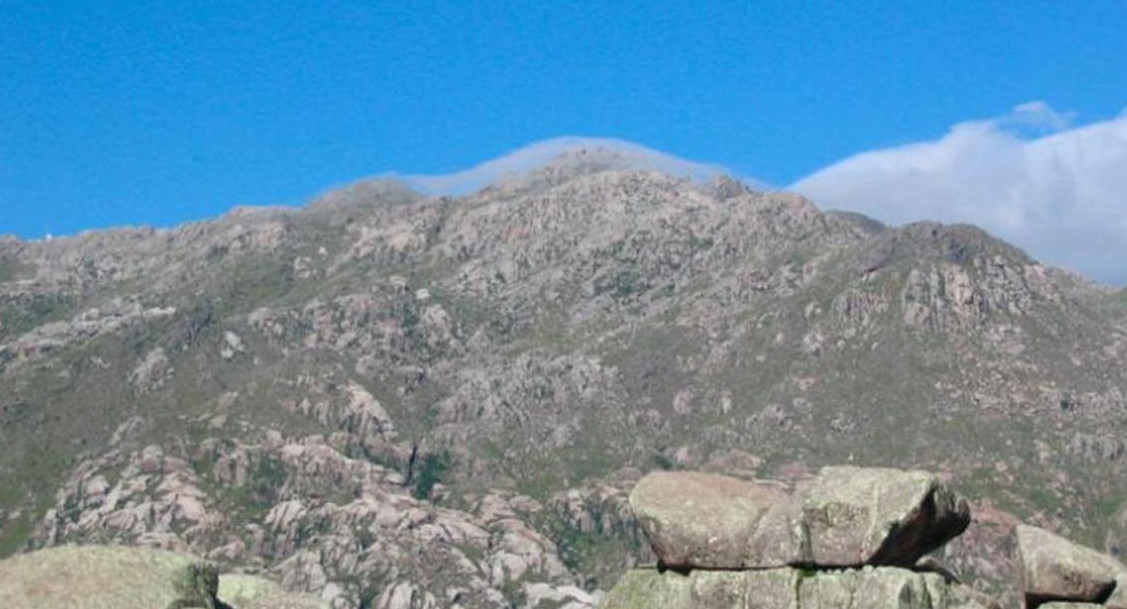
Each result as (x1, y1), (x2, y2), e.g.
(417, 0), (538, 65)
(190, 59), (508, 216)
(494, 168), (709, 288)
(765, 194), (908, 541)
(399, 137), (730, 196)
(307, 177), (424, 214)
(3, 162), (1127, 608)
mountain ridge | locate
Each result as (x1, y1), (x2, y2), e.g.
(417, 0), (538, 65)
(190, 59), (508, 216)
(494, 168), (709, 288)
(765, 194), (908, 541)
(3, 161), (1127, 608)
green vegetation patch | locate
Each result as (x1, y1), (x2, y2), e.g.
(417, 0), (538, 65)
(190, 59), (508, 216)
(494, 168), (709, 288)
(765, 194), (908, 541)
(411, 450), (454, 500)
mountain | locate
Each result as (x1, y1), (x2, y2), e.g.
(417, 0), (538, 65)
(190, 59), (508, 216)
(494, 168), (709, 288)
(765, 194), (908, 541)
(3, 146), (1127, 608)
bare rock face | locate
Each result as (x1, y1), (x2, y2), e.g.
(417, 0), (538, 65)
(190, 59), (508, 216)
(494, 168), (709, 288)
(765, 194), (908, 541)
(631, 466), (970, 570)
(0, 545), (325, 609)
(602, 566), (984, 609)
(599, 570), (693, 609)
(781, 466), (971, 568)
(628, 471), (788, 569)
(799, 567), (949, 609)
(613, 467), (1000, 609)
(1016, 524), (1123, 608)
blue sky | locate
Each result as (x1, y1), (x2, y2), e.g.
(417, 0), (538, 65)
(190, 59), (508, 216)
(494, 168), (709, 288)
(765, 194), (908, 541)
(3, 2), (1127, 280)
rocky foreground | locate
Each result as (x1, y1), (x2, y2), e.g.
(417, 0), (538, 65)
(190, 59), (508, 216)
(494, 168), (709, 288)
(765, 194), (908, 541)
(0, 545), (324, 609)
(606, 467), (1127, 609)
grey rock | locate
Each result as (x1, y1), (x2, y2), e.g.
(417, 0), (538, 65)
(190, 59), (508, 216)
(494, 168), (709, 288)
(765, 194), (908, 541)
(1108, 576), (1127, 609)
(630, 471), (788, 569)
(783, 466), (971, 568)
(745, 569), (802, 609)
(1016, 524), (1119, 607)
(798, 567), (945, 609)
(633, 467), (970, 570)
(599, 565), (1004, 609)
(600, 569), (691, 609)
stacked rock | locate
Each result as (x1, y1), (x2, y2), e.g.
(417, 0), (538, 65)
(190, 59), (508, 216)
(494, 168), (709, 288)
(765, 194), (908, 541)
(602, 466), (995, 609)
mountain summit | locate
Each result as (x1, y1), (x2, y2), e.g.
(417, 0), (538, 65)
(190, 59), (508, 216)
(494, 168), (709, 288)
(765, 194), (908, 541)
(398, 137), (736, 195)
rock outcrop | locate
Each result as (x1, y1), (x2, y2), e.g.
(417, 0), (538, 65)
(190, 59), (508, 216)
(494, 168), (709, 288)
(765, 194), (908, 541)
(1016, 525), (1127, 609)
(629, 471), (788, 569)
(608, 467), (1127, 609)
(603, 563), (994, 609)
(0, 545), (325, 609)
(631, 466), (970, 571)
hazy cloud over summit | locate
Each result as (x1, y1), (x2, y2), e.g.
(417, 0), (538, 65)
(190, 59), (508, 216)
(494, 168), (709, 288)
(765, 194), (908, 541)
(398, 137), (732, 195)
(385, 105), (1127, 285)
(791, 102), (1127, 285)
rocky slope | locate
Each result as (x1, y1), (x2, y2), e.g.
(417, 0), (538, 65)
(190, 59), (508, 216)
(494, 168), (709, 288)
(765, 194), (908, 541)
(3, 147), (1127, 607)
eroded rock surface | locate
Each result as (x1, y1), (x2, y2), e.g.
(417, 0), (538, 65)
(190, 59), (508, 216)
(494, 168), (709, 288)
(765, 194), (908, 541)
(784, 466), (971, 567)
(603, 566), (993, 609)
(1017, 524), (1125, 608)
(632, 467), (969, 570)
(629, 471), (787, 569)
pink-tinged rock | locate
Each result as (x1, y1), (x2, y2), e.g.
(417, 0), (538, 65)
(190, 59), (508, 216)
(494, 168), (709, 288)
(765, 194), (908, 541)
(629, 471), (789, 569)
(632, 466), (970, 570)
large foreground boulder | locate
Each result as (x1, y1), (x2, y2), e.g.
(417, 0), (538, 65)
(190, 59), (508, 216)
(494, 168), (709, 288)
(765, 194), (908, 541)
(630, 466), (970, 570)
(601, 566), (995, 609)
(629, 471), (789, 569)
(782, 466), (971, 567)
(0, 545), (326, 609)
(1017, 524), (1125, 608)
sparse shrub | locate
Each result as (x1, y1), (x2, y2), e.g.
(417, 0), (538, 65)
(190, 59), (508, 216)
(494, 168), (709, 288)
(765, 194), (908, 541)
(411, 450), (453, 500)
(651, 451), (677, 471)
(500, 577), (527, 609)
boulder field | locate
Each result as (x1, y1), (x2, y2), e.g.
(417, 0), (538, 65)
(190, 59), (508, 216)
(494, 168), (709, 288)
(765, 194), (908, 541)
(604, 467), (1127, 609)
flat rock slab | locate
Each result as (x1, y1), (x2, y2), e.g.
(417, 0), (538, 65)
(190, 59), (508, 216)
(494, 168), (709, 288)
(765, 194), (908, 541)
(631, 466), (970, 570)
(1017, 524), (1121, 608)
(696, 568), (800, 609)
(602, 566), (993, 609)
(800, 567), (947, 609)
(782, 466), (971, 567)
(629, 471), (788, 569)
(600, 569), (694, 609)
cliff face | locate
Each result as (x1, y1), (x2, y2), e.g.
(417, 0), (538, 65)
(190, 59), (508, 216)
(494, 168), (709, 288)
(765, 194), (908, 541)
(4, 150), (1127, 607)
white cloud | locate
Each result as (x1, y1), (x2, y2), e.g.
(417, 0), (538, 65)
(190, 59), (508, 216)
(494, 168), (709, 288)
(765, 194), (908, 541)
(398, 136), (734, 195)
(790, 102), (1127, 284)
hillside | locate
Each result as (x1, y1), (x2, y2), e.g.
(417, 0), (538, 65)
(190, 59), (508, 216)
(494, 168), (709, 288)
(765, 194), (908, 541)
(3, 147), (1127, 608)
